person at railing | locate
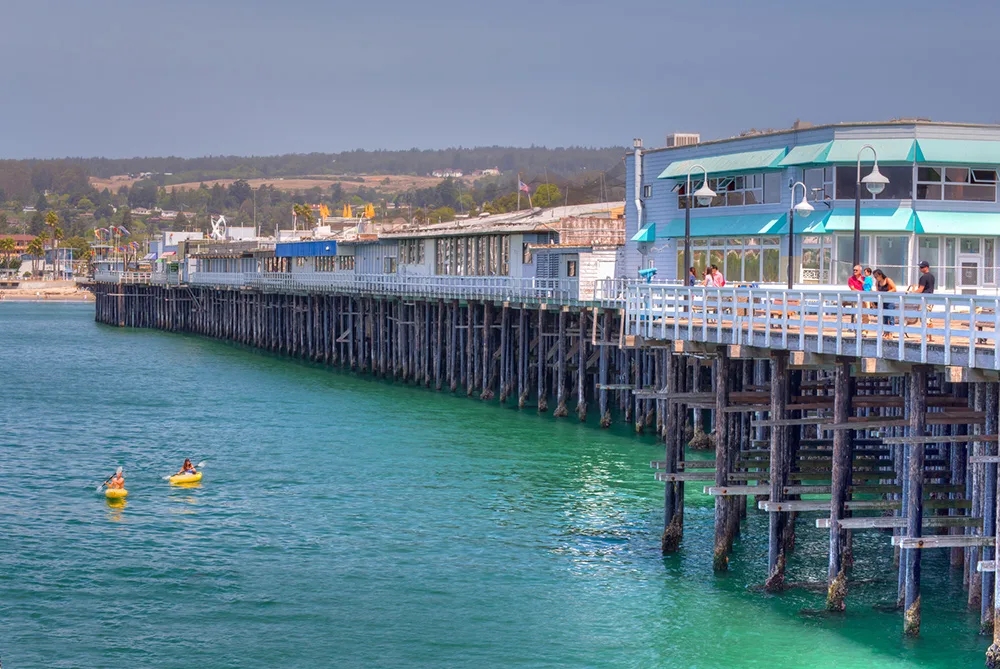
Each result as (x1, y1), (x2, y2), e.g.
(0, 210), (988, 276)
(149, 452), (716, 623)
(863, 267), (875, 292)
(709, 265), (725, 287)
(848, 265), (864, 291)
(873, 268), (898, 337)
(846, 266), (865, 324)
(908, 260), (936, 342)
(688, 267), (697, 287)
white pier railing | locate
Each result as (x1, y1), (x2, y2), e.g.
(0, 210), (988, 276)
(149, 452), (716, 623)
(103, 270), (632, 306)
(626, 285), (1000, 370)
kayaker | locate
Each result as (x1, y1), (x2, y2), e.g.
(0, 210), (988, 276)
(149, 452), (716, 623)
(108, 467), (125, 489)
(176, 458), (197, 476)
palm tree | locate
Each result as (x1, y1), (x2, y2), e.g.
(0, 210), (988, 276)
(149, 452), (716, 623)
(26, 236), (45, 277)
(46, 211), (62, 279)
(0, 237), (15, 272)
(291, 204), (315, 231)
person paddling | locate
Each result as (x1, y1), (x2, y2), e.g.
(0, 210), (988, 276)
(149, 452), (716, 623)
(108, 467), (125, 490)
(176, 458), (197, 476)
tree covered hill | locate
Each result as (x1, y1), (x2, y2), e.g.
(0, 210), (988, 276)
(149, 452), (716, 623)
(35, 145), (626, 183)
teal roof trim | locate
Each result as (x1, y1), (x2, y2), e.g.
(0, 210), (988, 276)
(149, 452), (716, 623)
(631, 224), (655, 242)
(823, 139), (915, 163)
(778, 142), (832, 166)
(657, 213), (787, 238)
(915, 211), (1000, 235)
(658, 148), (788, 179)
(915, 139), (1000, 165)
(821, 207), (915, 232)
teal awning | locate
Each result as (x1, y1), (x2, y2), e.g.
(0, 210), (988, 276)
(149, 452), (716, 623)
(778, 142), (832, 166)
(631, 224), (655, 242)
(657, 213), (787, 238)
(823, 139), (916, 163)
(915, 211), (1000, 235)
(658, 148), (788, 179)
(820, 207), (915, 232)
(915, 139), (1000, 165)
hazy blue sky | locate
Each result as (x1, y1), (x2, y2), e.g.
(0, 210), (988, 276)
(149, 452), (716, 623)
(4, 0), (999, 158)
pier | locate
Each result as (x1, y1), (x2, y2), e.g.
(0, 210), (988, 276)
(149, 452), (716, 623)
(93, 271), (1000, 664)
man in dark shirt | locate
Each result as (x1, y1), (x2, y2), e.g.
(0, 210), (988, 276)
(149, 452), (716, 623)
(915, 260), (936, 342)
(916, 260), (935, 294)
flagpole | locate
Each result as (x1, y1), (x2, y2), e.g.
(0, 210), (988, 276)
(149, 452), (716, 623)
(517, 173), (521, 211)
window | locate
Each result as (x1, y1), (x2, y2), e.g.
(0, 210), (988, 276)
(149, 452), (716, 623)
(764, 172), (781, 204)
(642, 185), (652, 198)
(567, 260), (578, 277)
(384, 257), (397, 273)
(677, 171), (773, 208)
(523, 243), (532, 264)
(338, 255), (355, 270)
(314, 257), (336, 272)
(434, 235), (510, 276)
(295, 257), (306, 267)
(804, 167), (834, 201)
(876, 236), (908, 286)
(836, 166), (913, 200)
(917, 166), (997, 202)
(987, 238), (996, 285)
(398, 239), (424, 264)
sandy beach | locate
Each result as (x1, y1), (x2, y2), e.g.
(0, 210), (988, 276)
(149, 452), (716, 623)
(0, 280), (94, 302)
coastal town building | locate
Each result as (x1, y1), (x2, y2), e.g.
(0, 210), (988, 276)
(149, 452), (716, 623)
(626, 120), (1000, 292)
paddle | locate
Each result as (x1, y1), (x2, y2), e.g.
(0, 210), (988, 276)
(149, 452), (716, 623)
(162, 461), (207, 481)
(96, 466), (123, 492)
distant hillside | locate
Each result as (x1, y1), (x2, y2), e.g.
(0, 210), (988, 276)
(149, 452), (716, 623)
(63, 146), (626, 183)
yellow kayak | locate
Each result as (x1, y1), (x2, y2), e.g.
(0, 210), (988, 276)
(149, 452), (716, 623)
(169, 472), (202, 484)
(105, 488), (128, 499)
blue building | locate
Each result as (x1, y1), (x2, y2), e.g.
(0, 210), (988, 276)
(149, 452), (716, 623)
(625, 121), (1000, 292)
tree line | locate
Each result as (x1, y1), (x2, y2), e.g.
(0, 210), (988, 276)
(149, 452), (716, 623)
(17, 145), (624, 184)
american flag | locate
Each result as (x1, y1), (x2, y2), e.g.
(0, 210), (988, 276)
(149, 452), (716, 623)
(518, 179), (530, 193)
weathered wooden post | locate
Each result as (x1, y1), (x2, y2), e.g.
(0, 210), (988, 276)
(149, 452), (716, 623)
(518, 307), (528, 408)
(904, 365), (929, 637)
(577, 311), (587, 422)
(662, 348), (682, 553)
(599, 311), (611, 427)
(766, 351), (789, 590)
(553, 309), (568, 417)
(984, 383), (999, 632)
(827, 358), (853, 610)
(713, 348), (733, 571)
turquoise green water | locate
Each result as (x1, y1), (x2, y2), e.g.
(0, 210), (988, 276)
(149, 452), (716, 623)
(0, 302), (985, 668)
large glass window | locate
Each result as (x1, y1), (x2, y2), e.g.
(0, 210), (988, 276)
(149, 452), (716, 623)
(986, 238), (996, 285)
(835, 235), (870, 284)
(804, 167), (834, 202)
(918, 237), (939, 278)
(764, 172), (781, 204)
(945, 237), (956, 290)
(836, 166), (913, 200)
(875, 236), (908, 285)
(678, 171), (775, 209)
(918, 166), (997, 201)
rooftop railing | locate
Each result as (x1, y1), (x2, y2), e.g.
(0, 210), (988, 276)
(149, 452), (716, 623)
(626, 284), (1000, 370)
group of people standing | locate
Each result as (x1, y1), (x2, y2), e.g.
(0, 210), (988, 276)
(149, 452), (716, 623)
(847, 261), (935, 295)
(847, 261), (936, 335)
(688, 265), (726, 287)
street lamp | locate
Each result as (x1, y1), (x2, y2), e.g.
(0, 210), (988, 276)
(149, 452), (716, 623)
(787, 181), (814, 289)
(682, 163), (716, 284)
(853, 145), (890, 267)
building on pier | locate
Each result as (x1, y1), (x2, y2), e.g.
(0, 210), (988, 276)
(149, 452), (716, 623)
(626, 120), (1000, 292)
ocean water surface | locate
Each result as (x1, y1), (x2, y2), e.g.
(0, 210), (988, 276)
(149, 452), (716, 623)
(0, 302), (985, 667)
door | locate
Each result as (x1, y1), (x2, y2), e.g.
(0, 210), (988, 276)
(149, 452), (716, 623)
(959, 255), (981, 292)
